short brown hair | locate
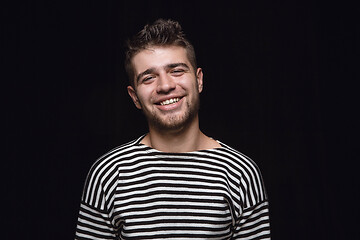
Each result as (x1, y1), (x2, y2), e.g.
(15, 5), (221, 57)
(124, 19), (197, 87)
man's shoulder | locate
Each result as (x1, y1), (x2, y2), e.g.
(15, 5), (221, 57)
(216, 140), (252, 161)
(102, 136), (141, 156)
(87, 135), (147, 173)
(80, 136), (148, 205)
(215, 140), (262, 172)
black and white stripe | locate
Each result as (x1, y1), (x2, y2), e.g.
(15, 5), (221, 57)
(75, 136), (270, 239)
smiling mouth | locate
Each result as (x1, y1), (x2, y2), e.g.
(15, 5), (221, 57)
(159, 97), (181, 106)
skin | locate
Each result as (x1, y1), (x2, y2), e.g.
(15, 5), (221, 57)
(127, 45), (221, 152)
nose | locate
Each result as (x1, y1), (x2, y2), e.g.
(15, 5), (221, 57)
(156, 73), (176, 94)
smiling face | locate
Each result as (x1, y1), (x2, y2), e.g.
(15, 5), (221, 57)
(127, 45), (203, 132)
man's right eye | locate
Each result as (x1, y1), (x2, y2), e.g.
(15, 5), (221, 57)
(142, 76), (154, 83)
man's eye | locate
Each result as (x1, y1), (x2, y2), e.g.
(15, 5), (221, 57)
(171, 69), (185, 74)
(142, 76), (154, 82)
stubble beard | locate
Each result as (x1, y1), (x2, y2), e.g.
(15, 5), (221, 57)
(145, 95), (200, 133)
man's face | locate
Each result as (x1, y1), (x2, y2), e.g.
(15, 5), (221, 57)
(127, 45), (203, 131)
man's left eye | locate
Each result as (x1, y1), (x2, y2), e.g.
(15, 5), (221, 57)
(172, 69), (184, 74)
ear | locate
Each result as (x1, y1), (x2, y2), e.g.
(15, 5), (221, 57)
(196, 68), (204, 93)
(127, 85), (142, 109)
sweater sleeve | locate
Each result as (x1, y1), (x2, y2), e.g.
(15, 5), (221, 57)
(75, 158), (119, 240)
(75, 201), (117, 240)
(232, 152), (271, 239)
(233, 200), (271, 239)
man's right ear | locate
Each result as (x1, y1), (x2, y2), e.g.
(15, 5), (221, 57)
(127, 86), (142, 109)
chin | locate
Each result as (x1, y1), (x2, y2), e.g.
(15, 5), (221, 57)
(151, 114), (190, 131)
(145, 98), (200, 132)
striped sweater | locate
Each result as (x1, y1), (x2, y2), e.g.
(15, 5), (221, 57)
(75, 135), (270, 239)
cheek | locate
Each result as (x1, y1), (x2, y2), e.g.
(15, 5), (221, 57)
(177, 76), (197, 91)
(136, 87), (155, 105)
(184, 80), (200, 95)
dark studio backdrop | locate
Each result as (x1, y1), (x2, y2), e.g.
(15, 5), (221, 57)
(4, 1), (358, 239)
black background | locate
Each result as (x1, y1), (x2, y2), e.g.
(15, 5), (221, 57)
(4, 1), (358, 239)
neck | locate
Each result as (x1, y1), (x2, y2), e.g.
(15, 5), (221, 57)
(143, 115), (207, 153)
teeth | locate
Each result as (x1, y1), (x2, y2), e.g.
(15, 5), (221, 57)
(160, 98), (180, 106)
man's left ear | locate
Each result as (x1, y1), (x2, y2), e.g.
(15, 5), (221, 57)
(196, 68), (204, 93)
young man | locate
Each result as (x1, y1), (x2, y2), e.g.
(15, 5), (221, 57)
(75, 19), (270, 239)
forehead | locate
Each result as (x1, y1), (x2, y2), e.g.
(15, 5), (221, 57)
(132, 46), (191, 74)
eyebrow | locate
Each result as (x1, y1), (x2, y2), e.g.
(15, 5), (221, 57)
(136, 62), (190, 84)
